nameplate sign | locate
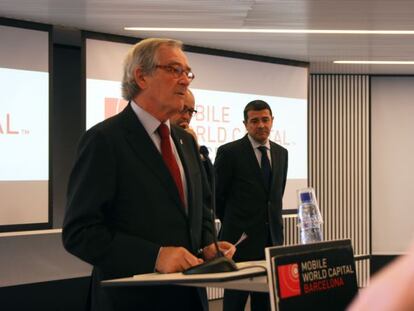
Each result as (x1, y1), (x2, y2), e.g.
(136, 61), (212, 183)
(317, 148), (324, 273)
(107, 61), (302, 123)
(265, 240), (357, 311)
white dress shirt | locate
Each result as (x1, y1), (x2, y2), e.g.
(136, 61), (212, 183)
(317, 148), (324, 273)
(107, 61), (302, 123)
(130, 101), (188, 208)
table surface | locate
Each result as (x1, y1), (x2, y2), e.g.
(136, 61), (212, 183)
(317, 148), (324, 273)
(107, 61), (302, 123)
(102, 260), (269, 292)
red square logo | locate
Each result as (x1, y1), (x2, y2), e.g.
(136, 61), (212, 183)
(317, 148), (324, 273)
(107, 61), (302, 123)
(277, 263), (301, 298)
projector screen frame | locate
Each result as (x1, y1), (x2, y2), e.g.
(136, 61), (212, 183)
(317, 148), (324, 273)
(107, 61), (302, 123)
(0, 17), (53, 233)
(81, 31), (309, 214)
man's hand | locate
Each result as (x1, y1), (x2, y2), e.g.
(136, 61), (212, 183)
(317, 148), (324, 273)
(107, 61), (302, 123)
(203, 241), (236, 261)
(155, 246), (203, 273)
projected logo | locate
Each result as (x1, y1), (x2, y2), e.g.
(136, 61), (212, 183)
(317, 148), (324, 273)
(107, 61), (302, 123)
(0, 113), (25, 135)
(104, 97), (128, 119)
(277, 263), (301, 298)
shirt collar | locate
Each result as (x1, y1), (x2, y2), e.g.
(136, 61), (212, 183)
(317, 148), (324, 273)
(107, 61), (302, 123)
(247, 134), (270, 150)
(130, 100), (171, 135)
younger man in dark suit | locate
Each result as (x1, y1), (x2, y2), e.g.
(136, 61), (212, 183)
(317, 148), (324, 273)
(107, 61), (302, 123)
(215, 100), (288, 311)
(62, 38), (235, 311)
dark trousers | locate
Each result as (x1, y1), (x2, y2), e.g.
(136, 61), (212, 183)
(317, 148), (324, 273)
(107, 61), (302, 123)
(223, 224), (273, 311)
(93, 284), (207, 311)
(223, 290), (270, 311)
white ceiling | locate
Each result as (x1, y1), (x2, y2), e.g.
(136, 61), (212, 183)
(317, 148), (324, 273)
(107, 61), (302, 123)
(2, 0), (414, 74)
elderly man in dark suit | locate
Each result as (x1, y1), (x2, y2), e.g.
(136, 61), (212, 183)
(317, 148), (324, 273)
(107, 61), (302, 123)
(62, 38), (235, 311)
(215, 100), (288, 311)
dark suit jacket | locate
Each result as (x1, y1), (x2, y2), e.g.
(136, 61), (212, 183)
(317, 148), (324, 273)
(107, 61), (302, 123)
(215, 135), (288, 262)
(62, 104), (214, 311)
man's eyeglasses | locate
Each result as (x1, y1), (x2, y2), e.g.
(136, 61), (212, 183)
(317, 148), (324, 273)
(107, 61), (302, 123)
(180, 106), (197, 115)
(155, 64), (195, 80)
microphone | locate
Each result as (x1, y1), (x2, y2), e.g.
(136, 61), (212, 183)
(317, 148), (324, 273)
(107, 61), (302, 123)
(183, 209), (238, 274)
(183, 146), (237, 275)
(199, 145), (209, 159)
(199, 146), (214, 206)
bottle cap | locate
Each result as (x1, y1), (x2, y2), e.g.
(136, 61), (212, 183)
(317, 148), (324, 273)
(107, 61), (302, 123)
(300, 192), (312, 203)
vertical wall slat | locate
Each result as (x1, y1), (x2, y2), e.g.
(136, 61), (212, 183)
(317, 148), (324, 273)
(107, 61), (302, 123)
(306, 74), (371, 287)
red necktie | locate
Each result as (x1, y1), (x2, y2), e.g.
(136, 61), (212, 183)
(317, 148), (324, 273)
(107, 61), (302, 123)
(157, 123), (185, 206)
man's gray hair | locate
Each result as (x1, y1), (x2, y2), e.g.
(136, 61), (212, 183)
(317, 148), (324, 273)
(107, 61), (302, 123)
(121, 38), (183, 100)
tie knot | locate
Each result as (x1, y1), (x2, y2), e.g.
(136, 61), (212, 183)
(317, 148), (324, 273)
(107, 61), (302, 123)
(158, 123), (170, 139)
(258, 146), (268, 154)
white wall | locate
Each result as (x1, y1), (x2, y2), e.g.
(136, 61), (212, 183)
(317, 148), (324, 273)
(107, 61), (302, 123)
(371, 76), (414, 254)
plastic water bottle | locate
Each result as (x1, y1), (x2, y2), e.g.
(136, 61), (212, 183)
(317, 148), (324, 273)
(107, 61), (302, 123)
(297, 188), (323, 244)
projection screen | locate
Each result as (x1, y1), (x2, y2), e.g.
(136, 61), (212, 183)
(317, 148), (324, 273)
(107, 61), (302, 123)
(85, 37), (308, 210)
(0, 22), (50, 230)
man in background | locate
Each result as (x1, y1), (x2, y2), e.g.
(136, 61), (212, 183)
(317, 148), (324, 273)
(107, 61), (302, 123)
(215, 100), (288, 311)
(170, 88), (198, 140)
(171, 89), (215, 193)
(62, 38), (234, 311)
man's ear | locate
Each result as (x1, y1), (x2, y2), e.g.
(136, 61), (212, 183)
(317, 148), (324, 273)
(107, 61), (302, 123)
(134, 67), (148, 89)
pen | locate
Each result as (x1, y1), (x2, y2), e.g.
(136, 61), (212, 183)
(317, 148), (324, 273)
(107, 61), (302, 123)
(225, 232), (248, 255)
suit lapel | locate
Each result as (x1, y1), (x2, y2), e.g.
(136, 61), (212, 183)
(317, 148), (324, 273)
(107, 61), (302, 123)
(269, 143), (282, 190)
(171, 127), (192, 211)
(120, 105), (186, 216)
